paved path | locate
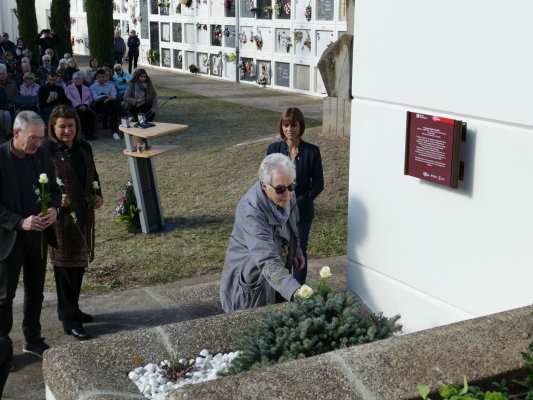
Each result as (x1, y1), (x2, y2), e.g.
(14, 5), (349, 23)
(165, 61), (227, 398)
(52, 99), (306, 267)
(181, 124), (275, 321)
(3, 59), (332, 400)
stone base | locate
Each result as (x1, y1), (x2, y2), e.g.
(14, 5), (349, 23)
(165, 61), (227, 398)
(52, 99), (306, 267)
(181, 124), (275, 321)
(322, 97), (351, 137)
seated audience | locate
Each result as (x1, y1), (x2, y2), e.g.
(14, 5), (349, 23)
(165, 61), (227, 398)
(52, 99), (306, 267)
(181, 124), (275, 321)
(122, 68), (158, 122)
(12, 72), (39, 112)
(65, 71), (95, 140)
(64, 57), (80, 84)
(112, 64), (131, 101)
(0, 87), (11, 138)
(37, 71), (70, 122)
(85, 57), (99, 85)
(90, 68), (122, 140)
(36, 54), (57, 85)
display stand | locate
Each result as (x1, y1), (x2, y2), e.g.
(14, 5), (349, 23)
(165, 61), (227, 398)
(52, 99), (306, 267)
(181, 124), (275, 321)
(121, 122), (188, 233)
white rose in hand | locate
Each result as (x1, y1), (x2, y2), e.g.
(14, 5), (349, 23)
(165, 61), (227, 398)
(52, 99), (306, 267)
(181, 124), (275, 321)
(39, 173), (48, 184)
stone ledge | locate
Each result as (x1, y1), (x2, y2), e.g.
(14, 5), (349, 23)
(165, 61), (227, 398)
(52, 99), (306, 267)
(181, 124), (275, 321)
(43, 304), (532, 400)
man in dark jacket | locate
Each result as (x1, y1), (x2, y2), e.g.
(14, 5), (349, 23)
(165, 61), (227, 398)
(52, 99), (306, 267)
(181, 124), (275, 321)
(0, 33), (16, 60)
(0, 111), (60, 359)
(34, 29), (60, 58)
(37, 71), (70, 122)
(127, 30), (140, 74)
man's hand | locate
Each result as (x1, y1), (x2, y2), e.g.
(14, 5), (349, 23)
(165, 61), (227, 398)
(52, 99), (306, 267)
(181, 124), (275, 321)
(293, 255), (305, 270)
(21, 214), (47, 231)
(40, 207), (58, 227)
(93, 195), (103, 209)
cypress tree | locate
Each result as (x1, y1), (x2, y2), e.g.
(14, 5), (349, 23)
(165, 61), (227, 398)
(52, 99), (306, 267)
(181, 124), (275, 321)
(15, 0), (39, 58)
(86, 0), (114, 65)
(50, 0), (72, 57)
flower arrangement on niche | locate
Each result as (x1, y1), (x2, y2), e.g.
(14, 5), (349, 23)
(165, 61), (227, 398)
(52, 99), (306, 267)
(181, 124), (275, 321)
(263, 5), (272, 15)
(293, 31), (303, 44)
(228, 53), (236, 63)
(256, 62), (268, 86)
(274, 0), (282, 15)
(179, 0), (193, 8)
(212, 25), (222, 43)
(284, 0), (290, 15)
(254, 34), (263, 50)
(246, 0), (254, 11)
(305, 4), (311, 21)
(304, 35), (311, 50)
(223, 0), (235, 10)
(223, 27), (230, 37)
(239, 31), (247, 44)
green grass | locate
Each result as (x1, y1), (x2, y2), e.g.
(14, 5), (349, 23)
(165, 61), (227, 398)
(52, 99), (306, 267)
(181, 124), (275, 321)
(40, 86), (349, 294)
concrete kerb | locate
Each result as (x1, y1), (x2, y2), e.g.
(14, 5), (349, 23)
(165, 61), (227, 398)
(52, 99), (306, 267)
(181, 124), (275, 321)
(43, 299), (532, 400)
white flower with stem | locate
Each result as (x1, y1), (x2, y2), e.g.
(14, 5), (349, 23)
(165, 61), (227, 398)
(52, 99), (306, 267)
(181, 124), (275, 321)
(317, 265), (333, 293)
(296, 284), (314, 299)
(92, 181), (100, 191)
(38, 173), (48, 184)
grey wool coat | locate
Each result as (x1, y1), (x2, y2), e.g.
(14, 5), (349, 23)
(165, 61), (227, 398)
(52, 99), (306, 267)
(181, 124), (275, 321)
(220, 181), (302, 313)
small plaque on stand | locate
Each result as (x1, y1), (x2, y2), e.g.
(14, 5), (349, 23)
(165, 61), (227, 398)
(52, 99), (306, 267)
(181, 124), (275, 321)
(404, 112), (466, 188)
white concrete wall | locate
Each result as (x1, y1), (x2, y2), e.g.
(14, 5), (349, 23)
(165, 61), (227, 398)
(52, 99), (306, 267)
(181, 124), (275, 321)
(0, 0), (18, 39)
(348, 0), (533, 332)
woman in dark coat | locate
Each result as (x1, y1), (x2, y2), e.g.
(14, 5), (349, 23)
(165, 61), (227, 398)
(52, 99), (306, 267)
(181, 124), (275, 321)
(267, 107), (324, 285)
(44, 105), (103, 340)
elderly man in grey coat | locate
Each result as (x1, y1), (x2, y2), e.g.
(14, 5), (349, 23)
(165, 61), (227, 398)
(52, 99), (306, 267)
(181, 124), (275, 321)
(220, 153), (305, 312)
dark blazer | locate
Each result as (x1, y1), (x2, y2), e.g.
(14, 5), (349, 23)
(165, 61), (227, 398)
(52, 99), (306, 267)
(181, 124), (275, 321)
(0, 140), (60, 260)
(267, 139), (324, 221)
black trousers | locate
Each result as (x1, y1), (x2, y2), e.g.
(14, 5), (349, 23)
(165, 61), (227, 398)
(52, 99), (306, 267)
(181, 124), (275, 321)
(75, 106), (96, 139)
(0, 337), (12, 398)
(91, 99), (122, 132)
(53, 266), (85, 330)
(128, 54), (138, 74)
(0, 232), (47, 343)
(128, 103), (155, 122)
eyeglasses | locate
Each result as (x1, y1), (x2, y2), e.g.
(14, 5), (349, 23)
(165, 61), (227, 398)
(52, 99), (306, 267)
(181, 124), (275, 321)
(269, 182), (296, 194)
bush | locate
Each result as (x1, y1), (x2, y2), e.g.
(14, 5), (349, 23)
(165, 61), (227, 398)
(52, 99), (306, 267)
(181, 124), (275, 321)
(227, 291), (402, 375)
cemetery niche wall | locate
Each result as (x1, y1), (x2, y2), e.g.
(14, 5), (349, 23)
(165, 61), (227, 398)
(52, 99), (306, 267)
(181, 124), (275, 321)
(69, 0), (348, 95)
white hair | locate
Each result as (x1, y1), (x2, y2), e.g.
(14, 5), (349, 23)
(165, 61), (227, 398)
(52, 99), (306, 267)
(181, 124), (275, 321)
(258, 153), (296, 184)
(13, 111), (45, 132)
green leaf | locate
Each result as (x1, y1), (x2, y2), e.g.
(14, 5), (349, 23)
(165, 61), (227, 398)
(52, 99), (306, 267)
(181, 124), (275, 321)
(416, 383), (431, 399)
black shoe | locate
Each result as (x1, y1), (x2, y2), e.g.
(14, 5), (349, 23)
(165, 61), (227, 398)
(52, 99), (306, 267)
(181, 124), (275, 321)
(64, 327), (91, 341)
(22, 337), (50, 358)
(79, 312), (94, 323)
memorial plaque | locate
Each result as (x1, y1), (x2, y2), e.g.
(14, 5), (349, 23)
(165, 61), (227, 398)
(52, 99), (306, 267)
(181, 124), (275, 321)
(172, 23), (182, 43)
(317, 0), (334, 21)
(173, 49), (183, 69)
(161, 23), (170, 42)
(405, 112), (465, 188)
(161, 48), (171, 67)
(276, 62), (290, 87)
(224, 25), (236, 48)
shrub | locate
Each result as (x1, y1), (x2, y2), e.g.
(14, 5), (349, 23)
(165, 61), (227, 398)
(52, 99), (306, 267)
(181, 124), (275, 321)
(227, 290), (402, 375)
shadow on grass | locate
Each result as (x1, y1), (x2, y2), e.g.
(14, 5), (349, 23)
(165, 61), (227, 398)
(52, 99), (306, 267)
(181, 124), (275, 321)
(166, 213), (234, 228)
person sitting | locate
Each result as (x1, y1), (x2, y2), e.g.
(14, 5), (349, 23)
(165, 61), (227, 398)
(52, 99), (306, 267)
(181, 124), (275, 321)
(220, 153), (305, 312)
(89, 68), (122, 140)
(0, 65), (18, 125)
(55, 70), (66, 88)
(37, 71), (70, 122)
(35, 54), (57, 85)
(112, 64), (131, 101)
(23, 49), (39, 70)
(64, 57), (80, 85)
(14, 38), (26, 62)
(14, 61), (32, 87)
(57, 58), (68, 76)
(85, 57), (99, 86)
(44, 48), (59, 67)
(3, 51), (17, 78)
(0, 87), (11, 139)
(12, 72), (39, 112)
(122, 68), (158, 122)
(65, 71), (95, 140)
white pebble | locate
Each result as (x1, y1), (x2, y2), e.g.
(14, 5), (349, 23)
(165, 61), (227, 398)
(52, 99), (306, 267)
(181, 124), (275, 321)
(199, 349), (209, 357)
(128, 349), (242, 399)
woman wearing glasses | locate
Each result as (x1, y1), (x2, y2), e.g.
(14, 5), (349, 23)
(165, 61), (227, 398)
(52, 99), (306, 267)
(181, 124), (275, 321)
(220, 153), (305, 312)
(266, 107), (324, 285)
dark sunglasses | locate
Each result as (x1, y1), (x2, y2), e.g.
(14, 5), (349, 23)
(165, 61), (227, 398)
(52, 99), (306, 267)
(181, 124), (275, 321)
(269, 183), (296, 194)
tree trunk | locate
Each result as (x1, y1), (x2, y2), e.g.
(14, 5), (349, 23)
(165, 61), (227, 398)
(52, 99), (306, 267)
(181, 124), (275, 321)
(86, 0), (114, 65)
(15, 0), (39, 60)
(50, 0), (72, 57)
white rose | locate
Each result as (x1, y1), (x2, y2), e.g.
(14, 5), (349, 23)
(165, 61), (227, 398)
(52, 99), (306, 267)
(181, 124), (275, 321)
(297, 284), (314, 299)
(39, 173), (48, 184)
(70, 211), (78, 223)
(320, 266), (332, 279)
(92, 181), (100, 190)
(34, 187), (40, 196)
(56, 177), (64, 187)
